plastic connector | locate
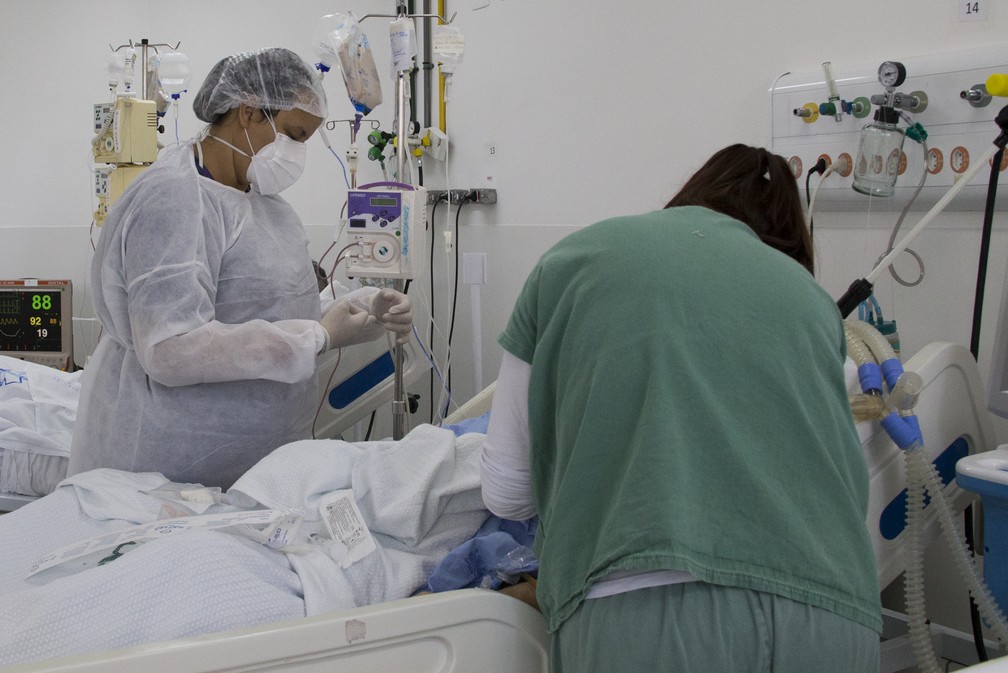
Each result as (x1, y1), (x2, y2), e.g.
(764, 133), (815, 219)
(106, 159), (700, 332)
(881, 412), (923, 450)
(904, 122), (928, 143)
(889, 371), (924, 411)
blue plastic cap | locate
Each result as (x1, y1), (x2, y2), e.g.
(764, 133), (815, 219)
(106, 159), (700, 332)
(858, 362), (884, 394)
(881, 358), (904, 390)
(881, 412), (924, 450)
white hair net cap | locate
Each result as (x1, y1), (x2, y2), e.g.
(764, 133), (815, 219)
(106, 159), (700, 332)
(192, 47), (328, 123)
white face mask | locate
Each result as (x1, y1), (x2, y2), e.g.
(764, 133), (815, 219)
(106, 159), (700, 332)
(210, 113), (306, 195)
(245, 126), (306, 195)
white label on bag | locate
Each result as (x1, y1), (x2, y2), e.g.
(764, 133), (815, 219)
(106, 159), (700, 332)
(318, 489), (377, 568)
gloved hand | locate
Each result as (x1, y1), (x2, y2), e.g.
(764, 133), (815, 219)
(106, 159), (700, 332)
(371, 288), (413, 345)
(319, 298), (376, 351)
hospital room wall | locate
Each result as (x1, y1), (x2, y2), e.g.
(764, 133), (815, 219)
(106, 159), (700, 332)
(1, 1), (1006, 410)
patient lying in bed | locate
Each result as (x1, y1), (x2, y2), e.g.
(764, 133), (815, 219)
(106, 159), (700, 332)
(0, 424), (490, 667)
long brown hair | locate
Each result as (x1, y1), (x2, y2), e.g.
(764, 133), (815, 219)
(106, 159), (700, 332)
(665, 144), (813, 274)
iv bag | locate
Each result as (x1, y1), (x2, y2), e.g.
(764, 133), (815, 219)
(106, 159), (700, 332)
(157, 52), (191, 98)
(390, 17), (417, 76)
(316, 12), (383, 116)
(433, 25), (465, 75)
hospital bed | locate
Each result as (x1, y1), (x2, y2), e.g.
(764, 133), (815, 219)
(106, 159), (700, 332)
(0, 381), (552, 673)
(0, 338), (423, 512)
(2, 342), (1008, 672)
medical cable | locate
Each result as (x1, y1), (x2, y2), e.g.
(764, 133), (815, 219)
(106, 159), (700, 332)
(413, 297), (453, 417)
(428, 197), (443, 422)
(410, 272), (453, 421)
(318, 242), (361, 297)
(363, 410), (376, 441)
(962, 104), (1007, 661)
(409, 321), (454, 425)
(806, 160), (833, 241)
(968, 117), (1007, 361)
(311, 346), (343, 439)
(433, 130), (455, 421)
(437, 200), (467, 422)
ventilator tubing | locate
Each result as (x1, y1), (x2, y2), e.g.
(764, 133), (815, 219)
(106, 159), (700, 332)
(847, 319), (903, 388)
(903, 445), (1008, 672)
(845, 319), (1008, 669)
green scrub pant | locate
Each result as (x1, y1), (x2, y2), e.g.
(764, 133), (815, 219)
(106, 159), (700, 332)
(550, 582), (880, 673)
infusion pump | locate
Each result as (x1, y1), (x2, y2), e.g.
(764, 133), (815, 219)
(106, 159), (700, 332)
(92, 95), (160, 225)
(344, 187), (427, 280)
(92, 96), (159, 164)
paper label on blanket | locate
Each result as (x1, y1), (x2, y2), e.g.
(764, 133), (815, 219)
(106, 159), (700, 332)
(319, 489), (377, 568)
(26, 509), (295, 578)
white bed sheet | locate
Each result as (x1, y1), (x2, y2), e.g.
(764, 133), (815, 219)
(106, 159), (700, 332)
(0, 356), (81, 499)
(0, 425), (488, 668)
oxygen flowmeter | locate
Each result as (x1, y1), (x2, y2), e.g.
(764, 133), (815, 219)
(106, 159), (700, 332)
(344, 186), (427, 279)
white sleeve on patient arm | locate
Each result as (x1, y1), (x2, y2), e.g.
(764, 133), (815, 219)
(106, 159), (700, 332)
(481, 350), (536, 520)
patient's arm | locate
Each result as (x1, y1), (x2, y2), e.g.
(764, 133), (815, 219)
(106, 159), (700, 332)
(480, 351), (536, 520)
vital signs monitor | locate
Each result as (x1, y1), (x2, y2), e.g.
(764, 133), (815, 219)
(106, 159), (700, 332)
(0, 279), (73, 371)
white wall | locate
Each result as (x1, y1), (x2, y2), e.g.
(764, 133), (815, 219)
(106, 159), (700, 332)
(2, 0), (1007, 633)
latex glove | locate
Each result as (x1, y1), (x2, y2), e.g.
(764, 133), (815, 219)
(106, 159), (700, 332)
(319, 298), (375, 351)
(371, 288), (413, 345)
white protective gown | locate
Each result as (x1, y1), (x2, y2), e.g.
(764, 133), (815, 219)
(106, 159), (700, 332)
(69, 140), (328, 489)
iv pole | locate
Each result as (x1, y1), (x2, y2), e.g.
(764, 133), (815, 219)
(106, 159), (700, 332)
(361, 3), (454, 439)
(392, 58), (409, 440)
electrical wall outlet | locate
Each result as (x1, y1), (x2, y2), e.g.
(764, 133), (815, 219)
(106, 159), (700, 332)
(426, 188), (498, 205)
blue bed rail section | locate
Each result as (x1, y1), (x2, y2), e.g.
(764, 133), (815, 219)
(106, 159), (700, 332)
(327, 352), (396, 410)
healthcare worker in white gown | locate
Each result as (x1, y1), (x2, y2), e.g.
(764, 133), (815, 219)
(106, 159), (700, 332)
(68, 48), (412, 489)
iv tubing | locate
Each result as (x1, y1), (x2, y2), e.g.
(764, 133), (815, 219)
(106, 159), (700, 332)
(867, 144), (1000, 284)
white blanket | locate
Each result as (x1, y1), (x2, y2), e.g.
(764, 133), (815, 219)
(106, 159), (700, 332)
(0, 356), (81, 496)
(0, 425), (488, 667)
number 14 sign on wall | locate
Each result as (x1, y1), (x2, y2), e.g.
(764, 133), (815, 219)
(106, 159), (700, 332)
(959, 0), (988, 21)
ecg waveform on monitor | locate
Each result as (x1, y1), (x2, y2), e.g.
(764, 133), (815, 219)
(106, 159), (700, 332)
(0, 295), (19, 316)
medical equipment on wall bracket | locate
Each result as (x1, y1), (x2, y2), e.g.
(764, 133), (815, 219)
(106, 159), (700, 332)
(92, 39), (186, 225)
(0, 280), (73, 371)
(852, 61), (929, 197)
(847, 320), (1008, 672)
(771, 46), (1008, 209)
(344, 184), (427, 280)
(836, 90), (1008, 318)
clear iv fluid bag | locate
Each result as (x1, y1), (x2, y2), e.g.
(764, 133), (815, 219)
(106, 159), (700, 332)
(434, 25), (465, 75)
(158, 52), (191, 98)
(390, 17), (417, 75)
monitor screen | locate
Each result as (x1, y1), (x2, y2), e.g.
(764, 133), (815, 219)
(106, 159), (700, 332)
(0, 280), (73, 370)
